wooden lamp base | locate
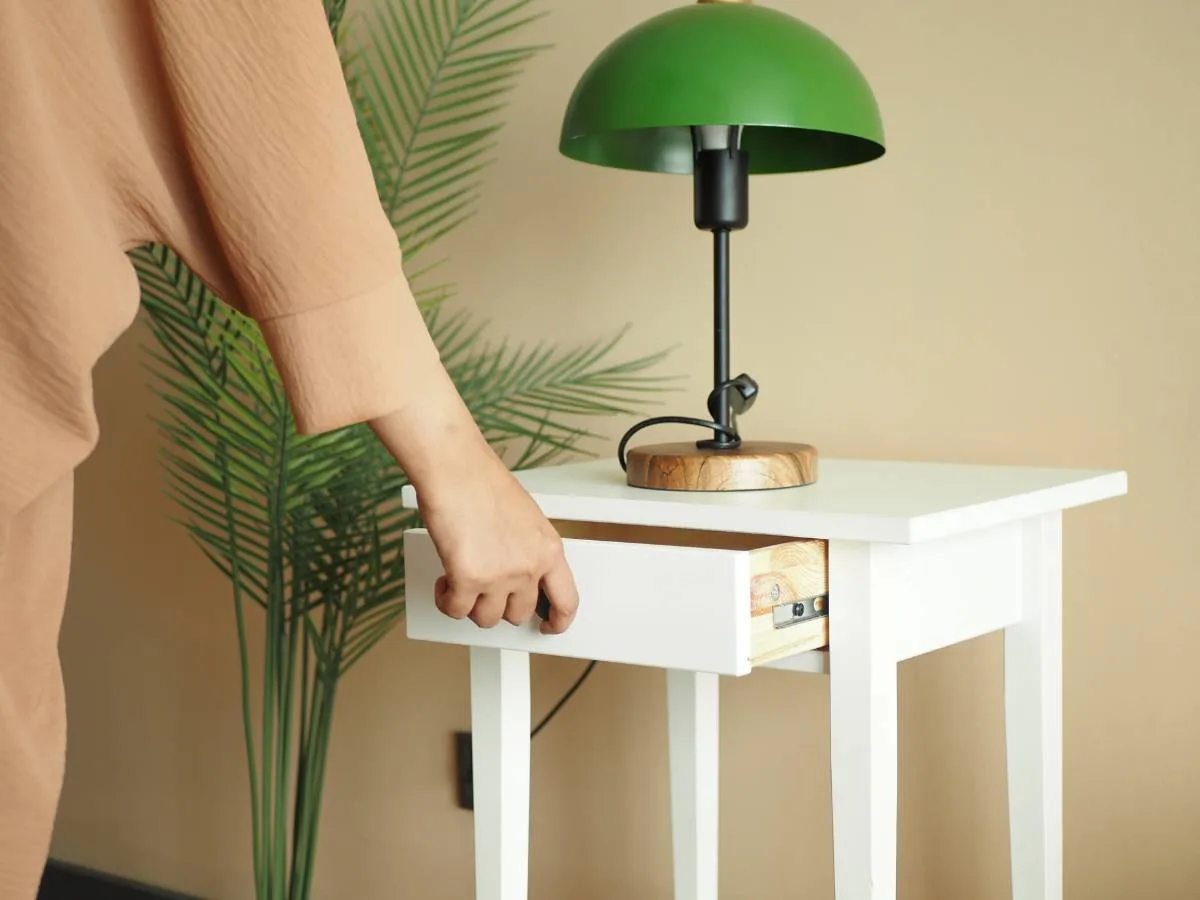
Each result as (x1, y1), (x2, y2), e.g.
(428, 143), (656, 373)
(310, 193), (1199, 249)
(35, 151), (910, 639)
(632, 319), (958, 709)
(625, 440), (818, 492)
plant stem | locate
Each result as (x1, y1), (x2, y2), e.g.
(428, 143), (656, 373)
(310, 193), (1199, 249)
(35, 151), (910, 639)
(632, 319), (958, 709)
(291, 601), (312, 897)
(261, 589), (277, 900)
(300, 675), (339, 900)
(275, 594), (299, 898)
(292, 573), (352, 900)
(289, 673), (326, 898)
(266, 408), (291, 900)
(221, 444), (265, 899)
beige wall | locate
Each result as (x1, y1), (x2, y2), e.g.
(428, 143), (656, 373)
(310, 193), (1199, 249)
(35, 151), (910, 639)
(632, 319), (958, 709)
(52, 0), (1200, 897)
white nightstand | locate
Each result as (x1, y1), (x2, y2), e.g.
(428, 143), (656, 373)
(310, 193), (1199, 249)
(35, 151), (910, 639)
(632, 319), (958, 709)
(401, 457), (1127, 900)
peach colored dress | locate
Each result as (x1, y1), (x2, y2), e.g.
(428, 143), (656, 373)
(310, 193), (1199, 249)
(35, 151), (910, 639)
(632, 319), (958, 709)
(0, 4), (439, 895)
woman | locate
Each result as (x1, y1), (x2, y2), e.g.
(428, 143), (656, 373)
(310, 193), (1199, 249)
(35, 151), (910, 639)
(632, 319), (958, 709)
(0, 2), (578, 896)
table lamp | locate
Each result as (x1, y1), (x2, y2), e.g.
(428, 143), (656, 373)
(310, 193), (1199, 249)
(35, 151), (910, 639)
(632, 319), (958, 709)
(559, 0), (885, 492)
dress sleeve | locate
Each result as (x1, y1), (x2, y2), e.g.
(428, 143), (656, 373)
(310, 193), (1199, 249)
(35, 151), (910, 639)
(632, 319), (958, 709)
(146, 0), (443, 434)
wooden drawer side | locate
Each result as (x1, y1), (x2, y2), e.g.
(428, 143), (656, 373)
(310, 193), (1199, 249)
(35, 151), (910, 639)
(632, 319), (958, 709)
(749, 539), (829, 666)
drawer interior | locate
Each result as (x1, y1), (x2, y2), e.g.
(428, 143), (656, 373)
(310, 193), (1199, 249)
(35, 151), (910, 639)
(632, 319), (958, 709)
(552, 520), (829, 666)
(553, 520), (803, 551)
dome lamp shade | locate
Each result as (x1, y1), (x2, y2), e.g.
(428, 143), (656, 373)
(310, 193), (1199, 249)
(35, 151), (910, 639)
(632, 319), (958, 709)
(559, 0), (885, 175)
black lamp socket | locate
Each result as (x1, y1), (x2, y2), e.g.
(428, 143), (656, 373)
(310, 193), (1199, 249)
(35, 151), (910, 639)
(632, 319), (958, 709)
(694, 148), (749, 232)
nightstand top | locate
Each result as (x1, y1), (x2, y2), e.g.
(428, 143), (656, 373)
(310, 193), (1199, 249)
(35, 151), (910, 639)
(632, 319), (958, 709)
(401, 457), (1127, 544)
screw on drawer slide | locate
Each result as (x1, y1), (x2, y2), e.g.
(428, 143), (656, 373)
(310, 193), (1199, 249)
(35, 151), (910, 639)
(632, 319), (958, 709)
(751, 548), (828, 629)
(771, 593), (828, 629)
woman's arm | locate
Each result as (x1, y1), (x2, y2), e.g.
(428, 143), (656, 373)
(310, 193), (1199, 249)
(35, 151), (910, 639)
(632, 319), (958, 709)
(144, 0), (578, 631)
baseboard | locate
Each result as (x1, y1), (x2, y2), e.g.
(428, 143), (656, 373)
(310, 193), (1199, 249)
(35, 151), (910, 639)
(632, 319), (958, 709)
(39, 860), (197, 900)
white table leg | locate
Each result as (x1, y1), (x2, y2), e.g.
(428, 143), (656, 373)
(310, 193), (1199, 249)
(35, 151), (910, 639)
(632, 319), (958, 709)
(1005, 512), (1064, 900)
(666, 669), (720, 900)
(829, 541), (898, 900)
(470, 647), (531, 900)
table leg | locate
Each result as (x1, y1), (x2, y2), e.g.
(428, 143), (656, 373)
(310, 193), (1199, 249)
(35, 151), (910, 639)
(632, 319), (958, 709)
(829, 541), (898, 900)
(666, 669), (720, 900)
(470, 647), (531, 900)
(1005, 512), (1064, 900)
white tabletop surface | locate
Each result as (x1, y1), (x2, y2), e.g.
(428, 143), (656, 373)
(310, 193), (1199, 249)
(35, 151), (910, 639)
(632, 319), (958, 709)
(401, 457), (1127, 544)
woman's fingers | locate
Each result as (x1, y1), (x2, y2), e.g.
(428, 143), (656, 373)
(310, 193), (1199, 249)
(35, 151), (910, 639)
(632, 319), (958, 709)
(538, 554), (579, 635)
(503, 582), (539, 626)
(437, 568), (570, 633)
(468, 591), (508, 629)
(434, 574), (474, 620)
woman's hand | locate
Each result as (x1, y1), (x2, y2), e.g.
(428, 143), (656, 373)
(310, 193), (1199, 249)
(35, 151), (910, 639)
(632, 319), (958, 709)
(369, 370), (579, 634)
(417, 449), (577, 634)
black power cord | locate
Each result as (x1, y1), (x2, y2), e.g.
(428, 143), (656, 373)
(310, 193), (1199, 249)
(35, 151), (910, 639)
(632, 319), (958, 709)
(531, 660), (597, 739)
(615, 374), (759, 472)
(530, 589), (598, 738)
(617, 416), (740, 471)
(453, 659), (599, 811)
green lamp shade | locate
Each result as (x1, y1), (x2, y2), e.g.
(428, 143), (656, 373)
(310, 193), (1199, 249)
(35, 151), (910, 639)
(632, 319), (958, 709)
(559, 3), (885, 175)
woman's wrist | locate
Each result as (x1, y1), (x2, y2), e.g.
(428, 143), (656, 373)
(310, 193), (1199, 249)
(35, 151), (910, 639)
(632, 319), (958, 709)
(368, 368), (493, 492)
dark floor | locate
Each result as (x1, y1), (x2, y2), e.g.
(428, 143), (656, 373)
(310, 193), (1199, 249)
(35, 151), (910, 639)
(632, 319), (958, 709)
(39, 861), (195, 900)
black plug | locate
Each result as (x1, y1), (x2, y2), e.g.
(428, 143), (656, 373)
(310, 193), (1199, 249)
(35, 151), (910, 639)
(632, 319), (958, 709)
(453, 731), (473, 810)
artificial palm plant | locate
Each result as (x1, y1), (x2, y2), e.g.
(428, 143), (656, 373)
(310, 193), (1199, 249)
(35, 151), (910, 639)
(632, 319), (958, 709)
(133, 2), (667, 897)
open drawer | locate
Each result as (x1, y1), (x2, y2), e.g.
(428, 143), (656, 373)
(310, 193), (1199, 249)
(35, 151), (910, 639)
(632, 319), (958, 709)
(402, 521), (827, 676)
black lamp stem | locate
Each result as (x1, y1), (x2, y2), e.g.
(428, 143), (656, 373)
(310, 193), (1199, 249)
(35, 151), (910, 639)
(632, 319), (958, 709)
(693, 137), (749, 450)
(713, 228), (732, 441)
(612, 142), (753, 470)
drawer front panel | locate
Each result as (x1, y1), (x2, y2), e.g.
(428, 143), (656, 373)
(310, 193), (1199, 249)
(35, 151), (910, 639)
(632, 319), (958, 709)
(403, 529), (754, 674)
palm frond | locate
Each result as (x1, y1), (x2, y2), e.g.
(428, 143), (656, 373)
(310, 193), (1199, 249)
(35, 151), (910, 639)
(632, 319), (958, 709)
(324, 0), (348, 39)
(429, 307), (680, 457)
(348, 0), (549, 260)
